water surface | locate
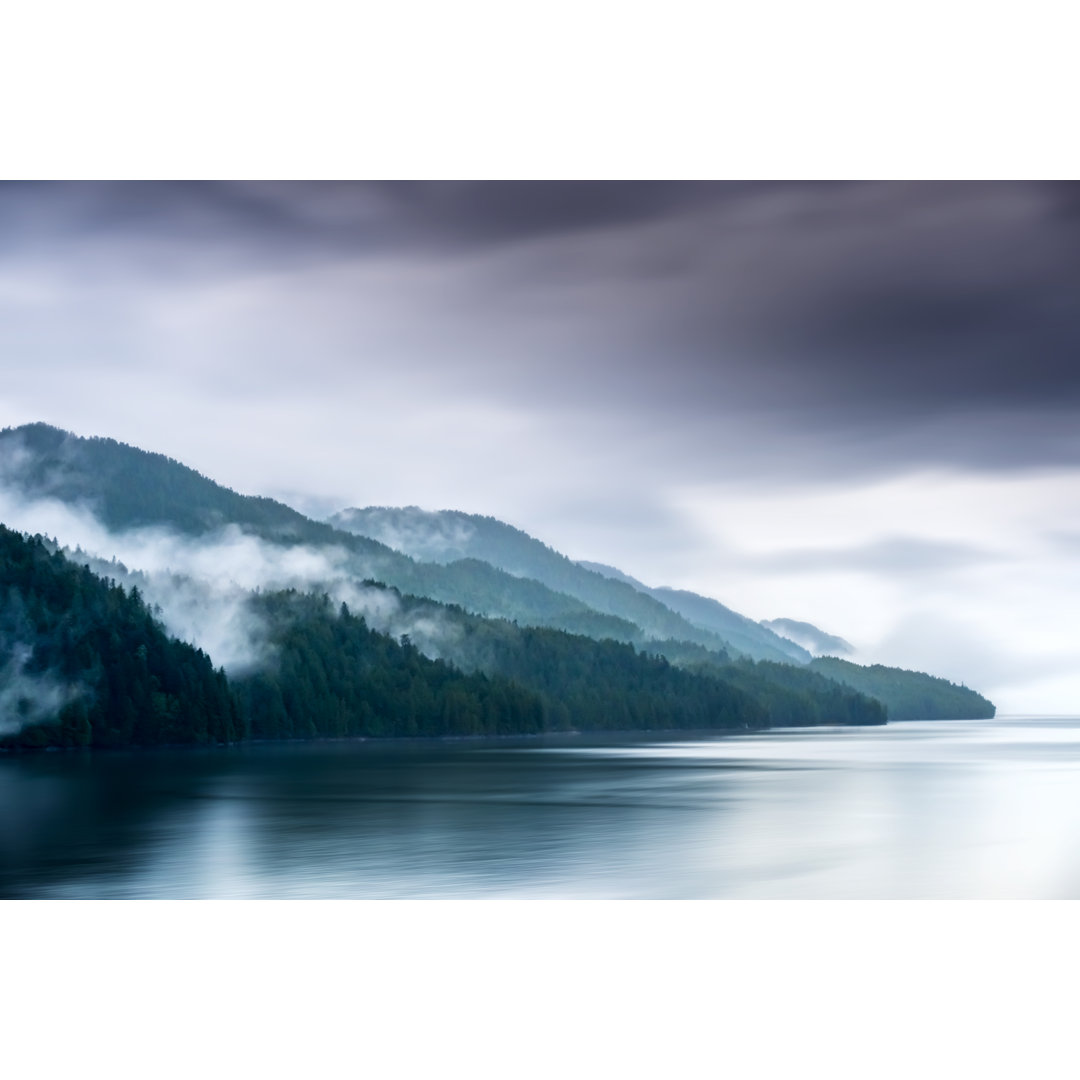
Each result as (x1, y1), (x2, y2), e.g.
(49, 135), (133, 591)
(3, 717), (1080, 898)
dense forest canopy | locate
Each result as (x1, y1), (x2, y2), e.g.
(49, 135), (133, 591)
(810, 656), (995, 721)
(1, 526), (893, 749)
(0, 524), (236, 749)
(0, 423), (997, 746)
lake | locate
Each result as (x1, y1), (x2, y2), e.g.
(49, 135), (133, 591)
(3, 716), (1080, 898)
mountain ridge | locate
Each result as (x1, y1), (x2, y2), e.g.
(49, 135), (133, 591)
(762, 617), (854, 657)
(0, 423), (997, 729)
(331, 505), (806, 663)
(0, 424), (646, 646)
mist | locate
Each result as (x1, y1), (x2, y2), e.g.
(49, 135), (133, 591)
(331, 507), (480, 565)
(0, 483), (465, 683)
(0, 641), (83, 736)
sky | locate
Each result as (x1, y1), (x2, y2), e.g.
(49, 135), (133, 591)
(1, 180), (1078, 712)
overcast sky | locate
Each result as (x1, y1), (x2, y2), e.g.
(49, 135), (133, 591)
(2, 180), (1078, 712)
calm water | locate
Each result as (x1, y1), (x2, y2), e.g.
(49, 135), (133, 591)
(3, 716), (1080, 898)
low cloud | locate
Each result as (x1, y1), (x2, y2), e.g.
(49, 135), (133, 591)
(748, 536), (1003, 576)
(0, 642), (83, 736)
(331, 507), (479, 564)
(0, 482), (466, 677)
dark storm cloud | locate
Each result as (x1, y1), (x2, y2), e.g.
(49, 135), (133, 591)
(620, 182), (1080, 419)
(314, 182), (1080, 430)
(364, 180), (729, 243)
(4, 179), (1080, 479)
(0, 180), (726, 263)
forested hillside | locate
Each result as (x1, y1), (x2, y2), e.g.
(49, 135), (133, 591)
(761, 618), (854, 657)
(0, 424), (999, 732)
(810, 657), (995, 720)
(223, 582), (886, 733)
(697, 658), (886, 727)
(576, 560), (811, 664)
(233, 592), (548, 740)
(0, 525), (237, 749)
(333, 505), (805, 661)
(235, 591), (774, 737)
(0, 425), (669, 646)
(1, 423), (785, 659)
(1, 529), (890, 750)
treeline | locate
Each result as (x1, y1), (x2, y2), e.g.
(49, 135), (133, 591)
(329, 587), (889, 730)
(403, 557), (640, 642)
(205, 591), (773, 740)
(234, 592), (546, 740)
(0, 422), (348, 541)
(0, 531), (745, 749)
(0, 527), (936, 753)
(809, 657), (996, 721)
(0, 525), (237, 749)
(0, 528), (551, 749)
(461, 623), (765, 732)
(642, 642), (886, 726)
(0, 424), (655, 645)
(333, 505), (767, 656)
(717, 659), (886, 726)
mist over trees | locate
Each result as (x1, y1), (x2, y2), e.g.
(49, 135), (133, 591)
(0, 423), (996, 749)
(333, 506), (809, 662)
(0, 525), (236, 749)
(2, 424), (796, 658)
(1, 528), (891, 749)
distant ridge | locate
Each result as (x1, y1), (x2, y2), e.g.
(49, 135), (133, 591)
(332, 506), (806, 662)
(0, 423), (997, 727)
(0, 424), (632, 641)
(576, 560), (811, 664)
(809, 657), (995, 721)
(575, 560), (646, 588)
(761, 618), (854, 657)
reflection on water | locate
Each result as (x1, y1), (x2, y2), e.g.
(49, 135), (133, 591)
(3, 717), (1080, 898)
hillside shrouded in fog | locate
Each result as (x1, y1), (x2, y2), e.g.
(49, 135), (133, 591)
(0, 423), (997, 748)
(1, 182), (1078, 712)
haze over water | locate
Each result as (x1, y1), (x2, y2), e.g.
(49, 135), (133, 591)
(3, 716), (1079, 899)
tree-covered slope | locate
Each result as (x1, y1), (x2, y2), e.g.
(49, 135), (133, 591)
(576, 560), (810, 663)
(711, 658), (886, 727)
(0, 528), (552, 747)
(331, 505), (797, 660)
(236, 591), (773, 737)
(404, 557), (641, 642)
(809, 657), (996, 720)
(0, 424), (635, 643)
(0, 524), (237, 749)
(1, 533), (887, 750)
(233, 591), (548, 740)
(259, 582), (885, 731)
(1, 422), (347, 542)
(649, 586), (810, 663)
(636, 640), (885, 726)
(0, 425), (999, 730)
